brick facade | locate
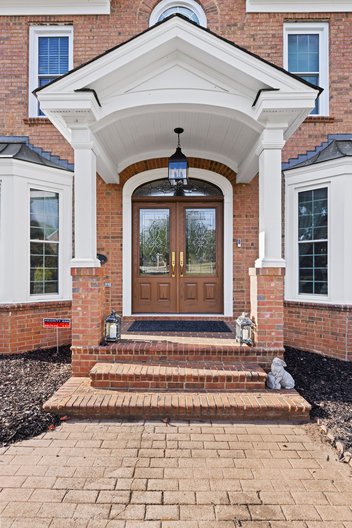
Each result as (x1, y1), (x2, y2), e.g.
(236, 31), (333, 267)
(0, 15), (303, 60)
(284, 302), (352, 362)
(0, 1), (351, 360)
(0, 301), (71, 354)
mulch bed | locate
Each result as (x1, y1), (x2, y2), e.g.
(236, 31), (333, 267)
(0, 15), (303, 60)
(0, 347), (71, 446)
(285, 347), (352, 452)
(0, 345), (351, 451)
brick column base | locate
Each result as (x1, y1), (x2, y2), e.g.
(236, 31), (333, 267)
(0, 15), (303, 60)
(71, 267), (105, 348)
(249, 267), (285, 349)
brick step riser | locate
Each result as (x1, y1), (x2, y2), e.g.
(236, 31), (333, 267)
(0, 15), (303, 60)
(45, 404), (309, 423)
(91, 379), (266, 391)
(81, 353), (273, 365)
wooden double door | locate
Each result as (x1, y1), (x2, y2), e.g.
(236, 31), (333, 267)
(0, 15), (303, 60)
(132, 199), (223, 313)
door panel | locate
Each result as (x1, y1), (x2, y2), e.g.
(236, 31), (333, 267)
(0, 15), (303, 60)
(179, 203), (223, 313)
(132, 200), (223, 314)
(133, 204), (177, 313)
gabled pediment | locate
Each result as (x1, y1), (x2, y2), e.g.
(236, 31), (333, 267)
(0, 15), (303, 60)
(125, 64), (230, 95)
(37, 15), (320, 100)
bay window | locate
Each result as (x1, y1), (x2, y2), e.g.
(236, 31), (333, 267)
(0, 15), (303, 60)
(30, 190), (59, 295)
(298, 188), (328, 295)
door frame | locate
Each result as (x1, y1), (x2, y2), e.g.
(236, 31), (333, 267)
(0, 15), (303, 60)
(122, 167), (234, 316)
(132, 198), (223, 314)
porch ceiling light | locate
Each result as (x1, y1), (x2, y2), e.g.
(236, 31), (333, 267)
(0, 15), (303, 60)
(168, 127), (189, 191)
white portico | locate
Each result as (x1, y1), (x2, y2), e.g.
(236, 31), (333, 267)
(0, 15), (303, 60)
(36, 15), (318, 345)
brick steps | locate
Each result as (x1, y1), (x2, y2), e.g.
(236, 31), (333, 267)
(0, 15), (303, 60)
(43, 377), (311, 422)
(90, 361), (267, 391)
(72, 342), (284, 377)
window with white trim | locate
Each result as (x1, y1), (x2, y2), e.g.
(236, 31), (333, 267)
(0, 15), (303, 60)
(149, 0), (207, 27)
(30, 189), (60, 295)
(29, 26), (73, 117)
(284, 23), (329, 116)
(298, 187), (328, 295)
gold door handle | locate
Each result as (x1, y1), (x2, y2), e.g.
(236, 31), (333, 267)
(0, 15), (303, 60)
(179, 251), (184, 277)
(171, 251), (176, 277)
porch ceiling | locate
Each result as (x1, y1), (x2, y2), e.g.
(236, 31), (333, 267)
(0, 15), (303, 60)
(36, 15), (320, 184)
(95, 108), (258, 174)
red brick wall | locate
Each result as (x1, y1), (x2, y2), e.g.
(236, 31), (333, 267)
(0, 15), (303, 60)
(0, 301), (71, 354)
(284, 302), (352, 361)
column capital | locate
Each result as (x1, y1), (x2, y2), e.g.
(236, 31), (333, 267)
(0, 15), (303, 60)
(256, 128), (286, 156)
(71, 126), (95, 150)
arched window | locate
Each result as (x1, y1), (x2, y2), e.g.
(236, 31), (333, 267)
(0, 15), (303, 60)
(149, 0), (207, 27)
(133, 178), (222, 197)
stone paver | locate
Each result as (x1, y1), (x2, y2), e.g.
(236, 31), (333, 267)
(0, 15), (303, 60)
(0, 420), (351, 527)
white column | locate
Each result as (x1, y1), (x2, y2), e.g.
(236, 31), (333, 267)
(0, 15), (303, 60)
(71, 127), (100, 268)
(255, 128), (286, 268)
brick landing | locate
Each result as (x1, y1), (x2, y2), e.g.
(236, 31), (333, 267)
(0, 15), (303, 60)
(43, 377), (311, 422)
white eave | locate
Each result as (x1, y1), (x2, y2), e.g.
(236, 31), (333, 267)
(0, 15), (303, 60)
(0, 0), (110, 16)
(246, 0), (352, 12)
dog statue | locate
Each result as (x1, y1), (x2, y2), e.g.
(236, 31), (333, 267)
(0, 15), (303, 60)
(266, 357), (295, 390)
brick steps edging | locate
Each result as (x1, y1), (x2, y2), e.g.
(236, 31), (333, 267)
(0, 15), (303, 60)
(43, 377), (311, 423)
(90, 361), (267, 391)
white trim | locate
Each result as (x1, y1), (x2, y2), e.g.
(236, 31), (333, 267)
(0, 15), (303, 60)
(0, 159), (72, 304)
(247, 0), (352, 12)
(122, 168), (233, 317)
(149, 0), (207, 27)
(285, 158), (352, 305)
(29, 25), (74, 118)
(0, 0), (110, 15)
(284, 22), (329, 117)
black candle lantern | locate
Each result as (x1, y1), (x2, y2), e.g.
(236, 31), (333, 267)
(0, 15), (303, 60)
(104, 310), (121, 342)
(168, 127), (189, 192)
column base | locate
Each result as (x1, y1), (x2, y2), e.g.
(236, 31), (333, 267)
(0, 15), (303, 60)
(71, 267), (105, 348)
(255, 257), (286, 268)
(249, 267), (285, 349)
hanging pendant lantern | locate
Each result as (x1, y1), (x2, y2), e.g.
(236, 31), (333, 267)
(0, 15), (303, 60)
(168, 127), (189, 189)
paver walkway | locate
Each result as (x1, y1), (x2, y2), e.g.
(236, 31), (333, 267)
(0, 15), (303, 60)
(0, 421), (351, 528)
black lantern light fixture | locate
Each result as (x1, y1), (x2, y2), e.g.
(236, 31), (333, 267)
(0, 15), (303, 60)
(168, 127), (189, 194)
(104, 310), (121, 343)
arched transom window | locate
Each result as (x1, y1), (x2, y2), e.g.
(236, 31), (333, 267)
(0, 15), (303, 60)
(133, 178), (222, 197)
(149, 0), (207, 27)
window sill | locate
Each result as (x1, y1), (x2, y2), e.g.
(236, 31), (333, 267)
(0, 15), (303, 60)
(285, 299), (352, 311)
(304, 116), (335, 123)
(24, 117), (52, 125)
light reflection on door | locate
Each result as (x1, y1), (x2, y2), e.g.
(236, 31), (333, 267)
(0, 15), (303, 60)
(185, 208), (216, 275)
(139, 209), (170, 275)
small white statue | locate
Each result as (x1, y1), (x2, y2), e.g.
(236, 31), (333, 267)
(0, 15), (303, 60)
(266, 357), (295, 390)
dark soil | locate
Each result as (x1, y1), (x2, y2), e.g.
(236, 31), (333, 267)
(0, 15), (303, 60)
(0, 345), (350, 450)
(0, 347), (71, 446)
(285, 347), (352, 451)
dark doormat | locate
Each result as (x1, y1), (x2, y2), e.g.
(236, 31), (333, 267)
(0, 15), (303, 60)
(127, 320), (232, 333)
